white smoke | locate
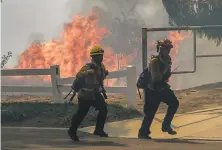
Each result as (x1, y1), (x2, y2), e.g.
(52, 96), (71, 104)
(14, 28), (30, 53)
(171, 35), (222, 89)
(1, 0), (222, 90)
(1, 0), (80, 67)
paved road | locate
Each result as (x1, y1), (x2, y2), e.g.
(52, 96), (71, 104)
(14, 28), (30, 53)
(2, 127), (222, 150)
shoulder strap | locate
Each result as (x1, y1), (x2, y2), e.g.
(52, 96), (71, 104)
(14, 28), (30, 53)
(85, 62), (95, 69)
(101, 63), (106, 70)
(86, 62), (105, 71)
(151, 55), (159, 61)
(149, 55), (160, 73)
(143, 67), (149, 73)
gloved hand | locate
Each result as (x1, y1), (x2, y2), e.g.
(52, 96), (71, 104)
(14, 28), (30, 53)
(87, 69), (95, 75)
(162, 70), (171, 81)
(90, 63), (97, 69)
(104, 70), (109, 76)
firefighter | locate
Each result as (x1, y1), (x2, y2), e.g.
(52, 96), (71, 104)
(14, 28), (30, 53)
(138, 39), (179, 139)
(68, 45), (109, 141)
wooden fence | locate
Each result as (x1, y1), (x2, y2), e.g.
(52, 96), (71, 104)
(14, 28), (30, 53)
(1, 65), (137, 108)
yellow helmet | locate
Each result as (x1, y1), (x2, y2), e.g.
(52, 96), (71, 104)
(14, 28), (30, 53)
(90, 45), (104, 56)
(157, 39), (173, 48)
(156, 39), (173, 52)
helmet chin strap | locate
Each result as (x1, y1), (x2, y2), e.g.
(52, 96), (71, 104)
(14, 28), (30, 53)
(159, 52), (171, 65)
(91, 57), (102, 65)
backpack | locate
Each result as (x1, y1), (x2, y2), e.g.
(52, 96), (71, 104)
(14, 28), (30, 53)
(71, 77), (82, 92)
(71, 62), (106, 92)
(136, 55), (159, 89)
(70, 63), (95, 92)
(136, 67), (150, 89)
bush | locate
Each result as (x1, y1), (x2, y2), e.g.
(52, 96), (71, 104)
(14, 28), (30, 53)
(1, 102), (142, 127)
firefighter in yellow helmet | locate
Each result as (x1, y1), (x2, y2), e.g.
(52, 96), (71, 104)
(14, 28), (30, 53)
(138, 39), (179, 139)
(68, 45), (109, 141)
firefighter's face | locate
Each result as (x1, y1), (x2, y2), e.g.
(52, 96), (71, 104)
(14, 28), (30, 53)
(92, 54), (103, 64)
(160, 47), (171, 56)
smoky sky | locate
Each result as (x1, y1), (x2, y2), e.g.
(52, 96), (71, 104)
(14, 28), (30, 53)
(1, 0), (169, 67)
(1, 0), (222, 89)
(1, 0), (82, 67)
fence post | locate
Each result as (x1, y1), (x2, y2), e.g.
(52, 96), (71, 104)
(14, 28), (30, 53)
(50, 65), (62, 103)
(126, 65), (137, 108)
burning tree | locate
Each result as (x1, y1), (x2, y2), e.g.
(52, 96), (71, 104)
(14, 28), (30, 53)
(66, 0), (147, 55)
(11, 1), (191, 85)
(14, 10), (136, 85)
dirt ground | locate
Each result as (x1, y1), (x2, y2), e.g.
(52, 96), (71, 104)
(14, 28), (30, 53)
(108, 87), (222, 113)
(2, 127), (222, 150)
(2, 87), (222, 114)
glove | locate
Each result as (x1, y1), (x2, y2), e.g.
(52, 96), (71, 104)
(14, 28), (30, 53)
(87, 69), (95, 75)
(162, 70), (171, 81)
(104, 70), (109, 76)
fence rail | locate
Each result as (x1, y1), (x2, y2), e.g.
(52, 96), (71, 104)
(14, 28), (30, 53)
(1, 86), (52, 93)
(1, 65), (137, 108)
(1, 68), (52, 76)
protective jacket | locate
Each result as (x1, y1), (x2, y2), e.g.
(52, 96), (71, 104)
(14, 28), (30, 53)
(147, 55), (172, 91)
(76, 61), (107, 100)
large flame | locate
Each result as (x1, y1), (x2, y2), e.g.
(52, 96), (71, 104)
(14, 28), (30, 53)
(168, 31), (192, 87)
(15, 10), (137, 85)
(168, 31), (191, 67)
(10, 9), (191, 88)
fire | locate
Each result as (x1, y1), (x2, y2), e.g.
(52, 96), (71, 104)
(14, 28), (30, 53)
(14, 10), (137, 85)
(9, 9), (191, 88)
(168, 31), (192, 86)
(168, 31), (192, 67)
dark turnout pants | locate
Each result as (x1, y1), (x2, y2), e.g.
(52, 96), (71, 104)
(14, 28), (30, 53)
(139, 88), (179, 136)
(69, 93), (107, 133)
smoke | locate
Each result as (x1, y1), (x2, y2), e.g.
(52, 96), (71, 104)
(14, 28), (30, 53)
(75, 0), (222, 89)
(2, 0), (221, 90)
(2, 0), (168, 69)
(66, 0), (170, 70)
(171, 35), (222, 89)
(1, 0), (75, 67)
(27, 32), (45, 45)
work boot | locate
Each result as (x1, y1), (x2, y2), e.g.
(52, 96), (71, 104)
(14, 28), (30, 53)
(138, 134), (152, 139)
(68, 129), (79, 141)
(162, 126), (177, 135)
(93, 130), (109, 137)
(138, 129), (152, 139)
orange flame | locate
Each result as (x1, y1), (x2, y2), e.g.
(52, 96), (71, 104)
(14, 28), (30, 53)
(168, 31), (191, 84)
(8, 9), (192, 88)
(168, 31), (192, 66)
(14, 10), (137, 85)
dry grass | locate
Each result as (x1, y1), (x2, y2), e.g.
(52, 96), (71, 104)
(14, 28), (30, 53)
(2, 88), (222, 114)
(1, 87), (222, 127)
(104, 88), (222, 113)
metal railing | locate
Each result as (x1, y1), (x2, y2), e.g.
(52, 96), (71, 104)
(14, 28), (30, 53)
(141, 25), (222, 128)
(142, 25), (222, 74)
